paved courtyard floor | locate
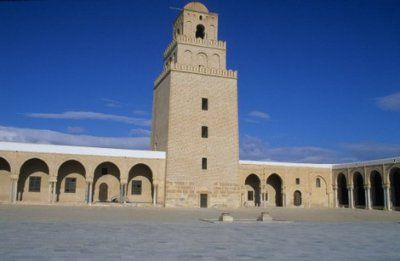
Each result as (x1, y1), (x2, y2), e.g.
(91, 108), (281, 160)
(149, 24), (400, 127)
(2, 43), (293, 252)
(0, 204), (400, 260)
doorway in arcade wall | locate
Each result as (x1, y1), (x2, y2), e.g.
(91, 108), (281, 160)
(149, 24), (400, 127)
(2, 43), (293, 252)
(200, 194), (208, 208)
(99, 183), (108, 202)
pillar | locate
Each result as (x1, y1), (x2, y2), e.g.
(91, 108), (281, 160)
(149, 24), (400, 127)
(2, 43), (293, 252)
(333, 186), (338, 208)
(10, 177), (18, 203)
(120, 183), (127, 204)
(52, 181), (56, 203)
(125, 183), (128, 203)
(153, 184), (157, 206)
(384, 185), (391, 211)
(364, 185), (371, 210)
(348, 186), (354, 209)
(282, 190), (286, 207)
(88, 181), (93, 205)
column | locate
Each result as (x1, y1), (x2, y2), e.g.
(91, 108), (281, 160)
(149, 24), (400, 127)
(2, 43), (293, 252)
(52, 182), (56, 203)
(333, 186), (338, 208)
(12, 177), (18, 203)
(9, 179), (15, 203)
(364, 185), (371, 210)
(125, 183), (128, 203)
(153, 184), (157, 206)
(281, 189), (286, 207)
(88, 181), (93, 205)
(384, 185), (391, 211)
(119, 183), (123, 204)
(348, 186), (354, 209)
(48, 183), (52, 203)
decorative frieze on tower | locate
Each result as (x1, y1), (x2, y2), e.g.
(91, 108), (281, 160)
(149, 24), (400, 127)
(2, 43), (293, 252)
(151, 2), (240, 208)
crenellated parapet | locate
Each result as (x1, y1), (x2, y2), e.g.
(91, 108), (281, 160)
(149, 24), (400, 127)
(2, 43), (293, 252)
(164, 35), (226, 58)
(154, 62), (237, 87)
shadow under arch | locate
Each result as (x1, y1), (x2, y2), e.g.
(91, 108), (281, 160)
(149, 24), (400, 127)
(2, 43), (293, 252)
(370, 170), (384, 208)
(390, 167), (400, 210)
(353, 172), (365, 208)
(337, 173), (348, 207)
(266, 173), (283, 207)
(244, 174), (261, 206)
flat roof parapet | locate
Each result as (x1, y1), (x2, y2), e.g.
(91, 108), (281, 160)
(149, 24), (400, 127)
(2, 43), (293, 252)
(0, 142), (166, 159)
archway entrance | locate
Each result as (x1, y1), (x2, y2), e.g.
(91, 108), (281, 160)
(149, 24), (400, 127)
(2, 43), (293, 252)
(266, 174), (282, 207)
(17, 158), (49, 202)
(390, 167), (400, 210)
(99, 183), (108, 202)
(244, 174), (261, 207)
(294, 190), (302, 206)
(93, 162), (120, 203)
(337, 173), (348, 207)
(127, 164), (153, 204)
(56, 160), (86, 203)
(0, 157), (11, 202)
(370, 171), (384, 209)
(353, 172), (365, 208)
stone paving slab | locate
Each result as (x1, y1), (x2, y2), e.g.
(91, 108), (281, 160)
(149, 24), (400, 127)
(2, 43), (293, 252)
(0, 205), (400, 260)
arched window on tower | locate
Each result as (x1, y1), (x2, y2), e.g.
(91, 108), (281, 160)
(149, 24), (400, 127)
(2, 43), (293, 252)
(196, 24), (205, 39)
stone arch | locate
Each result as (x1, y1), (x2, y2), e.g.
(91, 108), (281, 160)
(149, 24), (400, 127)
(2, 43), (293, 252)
(17, 158), (49, 202)
(210, 54), (220, 69)
(56, 160), (86, 203)
(389, 167), (400, 210)
(183, 50), (193, 65)
(244, 174), (261, 207)
(312, 175), (328, 207)
(353, 172), (365, 208)
(370, 170), (384, 208)
(197, 52), (207, 67)
(266, 173), (283, 207)
(0, 157), (11, 202)
(337, 173), (348, 207)
(294, 190), (302, 206)
(127, 163), (153, 204)
(93, 162), (120, 203)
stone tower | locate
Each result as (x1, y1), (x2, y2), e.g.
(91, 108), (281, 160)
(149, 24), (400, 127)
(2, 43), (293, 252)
(151, 2), (240, 208)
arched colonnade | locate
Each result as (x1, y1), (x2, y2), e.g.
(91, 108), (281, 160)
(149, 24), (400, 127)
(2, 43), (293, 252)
(0, 155), (161, 206)
(334, 164), (400, 211)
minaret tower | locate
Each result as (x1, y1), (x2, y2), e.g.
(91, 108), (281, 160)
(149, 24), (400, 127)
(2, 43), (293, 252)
(151, 2), (240, 208)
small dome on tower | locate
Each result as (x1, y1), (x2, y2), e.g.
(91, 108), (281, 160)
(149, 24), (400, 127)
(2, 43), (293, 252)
(184, 2), (209, 13)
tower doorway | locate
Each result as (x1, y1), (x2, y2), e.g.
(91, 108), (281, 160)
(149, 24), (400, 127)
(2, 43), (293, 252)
(200, 194), (208, 208)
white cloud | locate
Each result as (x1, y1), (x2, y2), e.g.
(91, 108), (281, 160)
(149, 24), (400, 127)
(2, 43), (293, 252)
(130, 128), (151, 137)
(240, 135), (337, 163)
(244, 111), (271, 124)
(248, 111), (270, 120)
(0, 126), (150, 150)
(66, 126), (85, 134)
(339, 142), (400, 161)
(102, 98), (123, 108)
(25, 111), (151, 127)
(240, 135), (400, 163)
(376, 92), (400, 111)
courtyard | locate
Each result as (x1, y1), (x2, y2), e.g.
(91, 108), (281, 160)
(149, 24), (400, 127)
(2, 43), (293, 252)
(0, 204), (399, 260)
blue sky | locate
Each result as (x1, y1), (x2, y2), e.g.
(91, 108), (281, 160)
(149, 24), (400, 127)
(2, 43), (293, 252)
(0, 0), (399, 163)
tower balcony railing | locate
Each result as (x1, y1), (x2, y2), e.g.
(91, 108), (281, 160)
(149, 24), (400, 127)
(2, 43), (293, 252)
(154, 62), (237, 86)
(163, 35), (226, 58)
